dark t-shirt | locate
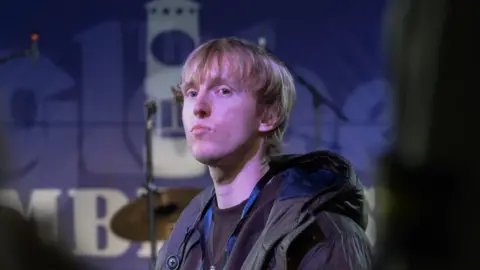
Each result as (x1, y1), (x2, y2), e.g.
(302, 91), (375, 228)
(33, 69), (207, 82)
(203, 176), (283, 269)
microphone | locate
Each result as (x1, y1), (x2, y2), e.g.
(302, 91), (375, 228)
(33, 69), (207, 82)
(144, 100), (158, 118)
(30, 32), (39, 64)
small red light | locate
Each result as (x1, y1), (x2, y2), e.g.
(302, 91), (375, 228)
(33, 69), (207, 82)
(31, 33), (39, 41)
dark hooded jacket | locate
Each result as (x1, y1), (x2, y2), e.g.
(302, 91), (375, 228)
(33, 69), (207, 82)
(155, 151), (373, 270)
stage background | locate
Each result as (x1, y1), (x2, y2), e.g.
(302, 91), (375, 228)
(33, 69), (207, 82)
(0, 0), (390, 269)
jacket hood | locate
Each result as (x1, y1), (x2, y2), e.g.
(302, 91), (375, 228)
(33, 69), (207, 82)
(270, 150), (368, 230)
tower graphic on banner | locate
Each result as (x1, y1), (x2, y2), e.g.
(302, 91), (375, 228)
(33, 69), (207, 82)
(144, 0), (205, 178)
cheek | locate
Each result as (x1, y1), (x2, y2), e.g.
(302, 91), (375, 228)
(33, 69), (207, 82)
(216, 105), (258, 137)
(181, 104), (193, 129)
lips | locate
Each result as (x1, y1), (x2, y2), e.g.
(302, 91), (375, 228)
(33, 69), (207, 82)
(191, 124), (211, 132)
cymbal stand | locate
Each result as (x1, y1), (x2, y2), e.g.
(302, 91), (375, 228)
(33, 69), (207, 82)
(0, 49), (31, 65)
(144, 100), (158, 270)
(283, 61), (349, 149)
(257, 41), (349, 149)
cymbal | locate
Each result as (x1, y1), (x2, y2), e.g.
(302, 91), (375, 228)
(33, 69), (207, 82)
(110, 188), (202, 241)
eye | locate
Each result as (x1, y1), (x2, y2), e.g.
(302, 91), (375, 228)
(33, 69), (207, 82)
(185, 89), (198, 97)
(216, 87), (232, 96)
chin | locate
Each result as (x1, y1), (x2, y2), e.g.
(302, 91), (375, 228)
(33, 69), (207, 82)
(192, 152), (224, 166)
(191, 144), (228, 166)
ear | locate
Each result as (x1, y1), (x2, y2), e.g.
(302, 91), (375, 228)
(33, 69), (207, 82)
(258, 111), (278, 133)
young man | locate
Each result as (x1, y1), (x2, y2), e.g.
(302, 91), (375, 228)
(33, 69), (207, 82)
(155, 37), (372, 270)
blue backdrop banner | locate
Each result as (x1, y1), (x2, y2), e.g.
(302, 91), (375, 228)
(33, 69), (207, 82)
(0, 0), (389, 269)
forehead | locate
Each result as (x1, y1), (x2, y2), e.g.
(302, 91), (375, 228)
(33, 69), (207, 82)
(181, 50), (254, 90)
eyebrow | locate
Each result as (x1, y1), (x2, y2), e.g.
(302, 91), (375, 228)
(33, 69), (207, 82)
(180, 82), (194, 93)
(182, 77), (238, 92)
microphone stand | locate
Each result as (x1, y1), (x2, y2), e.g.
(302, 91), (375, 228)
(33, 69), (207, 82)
(144, 100), (158, 270)
(0, 33), (39, 65)
(259, 39), (348, 149)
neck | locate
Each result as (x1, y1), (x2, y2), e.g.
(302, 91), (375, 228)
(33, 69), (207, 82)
(209, 145), (270, 209)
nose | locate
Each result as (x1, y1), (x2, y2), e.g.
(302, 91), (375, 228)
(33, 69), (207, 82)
(193, 95), (211, 119)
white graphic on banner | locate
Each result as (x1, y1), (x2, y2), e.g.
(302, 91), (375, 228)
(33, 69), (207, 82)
(75, 22), (142, 174)
(0, 188), (164, 258)
(68, 189), (131, 256)
(340, 79), (391, 174)
(0, 50), (79, 193)
(144, 0), (205, 178)
(0, 189), (62, 240)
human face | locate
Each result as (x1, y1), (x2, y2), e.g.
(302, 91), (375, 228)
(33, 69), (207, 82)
(182, 76), (263, 166)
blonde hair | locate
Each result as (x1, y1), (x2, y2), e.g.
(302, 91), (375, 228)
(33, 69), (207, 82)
(173, 37), (296, 156)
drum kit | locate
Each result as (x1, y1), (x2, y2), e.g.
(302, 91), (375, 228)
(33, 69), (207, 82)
(109, 187), (202, 242)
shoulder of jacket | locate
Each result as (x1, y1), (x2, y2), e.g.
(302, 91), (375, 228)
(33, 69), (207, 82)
(313, 211), (369, 242)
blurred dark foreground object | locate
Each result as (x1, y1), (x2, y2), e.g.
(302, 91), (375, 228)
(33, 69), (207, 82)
(0, 206), (91, 270)
(0, 129), (90, 269)
(375, 0), (475, 269)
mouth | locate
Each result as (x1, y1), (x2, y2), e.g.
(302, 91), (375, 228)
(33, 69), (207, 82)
(191, 125), (211, 135)
(191, 124), (210, 131)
